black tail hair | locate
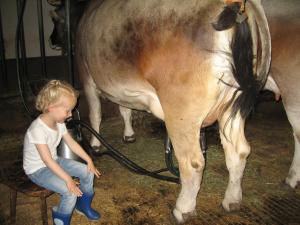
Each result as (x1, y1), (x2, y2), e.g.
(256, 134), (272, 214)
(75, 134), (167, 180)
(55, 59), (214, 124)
(213, 2), (261, 123)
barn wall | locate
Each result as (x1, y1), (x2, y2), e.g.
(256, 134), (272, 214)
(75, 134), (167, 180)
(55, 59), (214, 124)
(0, 0), (73, 96)
(1, 0), (60, 59)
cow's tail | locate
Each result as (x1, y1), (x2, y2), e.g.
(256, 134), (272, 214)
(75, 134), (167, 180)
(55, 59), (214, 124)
(213, 0), (271, 121)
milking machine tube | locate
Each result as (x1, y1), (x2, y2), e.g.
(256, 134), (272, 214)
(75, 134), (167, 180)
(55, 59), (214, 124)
(164, 137), (180, 177)
(67, 119), (180, 184)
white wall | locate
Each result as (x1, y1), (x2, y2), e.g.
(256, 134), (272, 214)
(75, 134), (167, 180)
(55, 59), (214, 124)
(1, 0), (61, 59)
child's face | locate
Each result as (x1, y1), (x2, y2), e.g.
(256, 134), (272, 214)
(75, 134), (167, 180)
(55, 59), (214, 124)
(48, 94), (77, 123)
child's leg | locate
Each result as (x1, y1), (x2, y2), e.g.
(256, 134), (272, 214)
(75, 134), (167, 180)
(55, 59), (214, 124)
(57, 157), (100, 220)
(28, 167), (77, 214)
(57, 157), (94, 194)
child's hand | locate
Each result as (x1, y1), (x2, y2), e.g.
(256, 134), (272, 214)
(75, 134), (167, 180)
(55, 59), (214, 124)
(66, 178), (83, 196)
(87, 161), (101, 178)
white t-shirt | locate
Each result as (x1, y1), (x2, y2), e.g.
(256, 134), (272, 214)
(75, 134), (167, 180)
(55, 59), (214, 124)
(23, 117), (67, 175)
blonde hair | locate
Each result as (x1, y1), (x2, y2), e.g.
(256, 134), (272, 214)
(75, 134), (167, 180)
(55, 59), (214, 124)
(35, 80), (79, 112)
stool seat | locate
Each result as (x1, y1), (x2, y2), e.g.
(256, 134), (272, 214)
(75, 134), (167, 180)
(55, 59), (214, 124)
(6, 178), (53, 198)
(0, 161), (54, 225)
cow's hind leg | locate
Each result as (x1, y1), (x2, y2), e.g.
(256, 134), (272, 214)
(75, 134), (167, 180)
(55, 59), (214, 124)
(83, 78), (102, 148)
(218, 111), (250, 212)
(119, 106), (136, 143)
(166, 119), (205, 223)
(285, 109), (300, 189)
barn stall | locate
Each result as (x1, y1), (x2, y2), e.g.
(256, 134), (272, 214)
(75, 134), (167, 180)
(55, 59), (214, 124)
(0, 0), (299, 224)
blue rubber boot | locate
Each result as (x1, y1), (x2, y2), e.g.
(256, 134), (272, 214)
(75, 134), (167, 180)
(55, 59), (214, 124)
(52, 207), (72, 225)
(75, 193), (101, 220)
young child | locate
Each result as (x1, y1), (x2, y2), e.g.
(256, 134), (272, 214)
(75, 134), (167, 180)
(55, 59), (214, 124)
(23, 80), (101, 225)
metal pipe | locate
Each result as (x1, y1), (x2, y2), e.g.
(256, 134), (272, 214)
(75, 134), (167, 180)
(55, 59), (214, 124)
(15, 0), (34, 118)
(37, 0), (47, 78)
(65, 0), (74, 86)
(0, 6), (7, 92)
(16, 0), (28, 81)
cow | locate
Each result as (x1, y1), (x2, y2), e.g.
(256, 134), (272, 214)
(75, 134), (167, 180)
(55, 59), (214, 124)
(47, 0), (278, 146)
(75, 0), (271, 222)
(261, 0), (300, 189)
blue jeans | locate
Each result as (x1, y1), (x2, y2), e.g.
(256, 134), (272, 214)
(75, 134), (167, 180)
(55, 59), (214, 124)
(28, 157), (94, 214)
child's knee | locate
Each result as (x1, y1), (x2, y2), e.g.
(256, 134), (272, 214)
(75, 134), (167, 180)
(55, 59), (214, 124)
(65, 193), (77, 207)
(79, 171), (94, 193)
(82, 169), (94, 182)
(58, 192), (77, 214)
(63, 192), (77, 202)
(88, 170), (94, 180)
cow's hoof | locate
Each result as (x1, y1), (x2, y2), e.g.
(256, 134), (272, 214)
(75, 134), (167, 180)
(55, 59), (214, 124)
(228, 202), (241, 211)
(123, 135), (136, 143)
(172, 208), (196, 224)
(222, 201), (241, 212)
(173, 208), (184, 224)
(92, 146), (100, 152)
(285, 178), (299, 189)
(285, 170), (300, 189)
(92, 145), (105, 153)
(279, 180), (295, 192)
(182, 210), (197, 221)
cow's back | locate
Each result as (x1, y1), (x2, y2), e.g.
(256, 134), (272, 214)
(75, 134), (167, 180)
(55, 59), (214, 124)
(77, 0), (221, 67)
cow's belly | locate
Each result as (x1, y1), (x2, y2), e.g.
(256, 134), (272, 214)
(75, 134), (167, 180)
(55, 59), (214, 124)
(271, 48), (300, 110)
(272, 67), (300, 110)
(98, 80), (165, 121)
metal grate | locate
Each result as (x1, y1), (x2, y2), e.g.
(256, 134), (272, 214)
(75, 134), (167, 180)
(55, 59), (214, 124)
(187, 193), (300, 225)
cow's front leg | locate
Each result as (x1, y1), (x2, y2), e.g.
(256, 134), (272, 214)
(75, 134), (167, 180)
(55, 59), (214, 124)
(83, 80), (102, 148)
(284, 109), (300, 188)
(166, 119), (205, 223)
(119, 106), (136, 143)
(286, 132), (300, 188)
(218, 111), (250, 212)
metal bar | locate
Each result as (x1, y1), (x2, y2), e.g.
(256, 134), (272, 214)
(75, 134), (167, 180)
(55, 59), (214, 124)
(65, 0), (74, 86)
(15, 0), (34, 118)
(0, 6), (8, 92)
(37, 0), (47, 78)
(16, 0), (28, 81)
(10, 189), (17, 224)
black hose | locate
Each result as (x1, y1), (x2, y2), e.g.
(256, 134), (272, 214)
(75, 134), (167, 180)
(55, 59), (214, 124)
(67, 119), (180, 183)
(164, 137), (179, 177)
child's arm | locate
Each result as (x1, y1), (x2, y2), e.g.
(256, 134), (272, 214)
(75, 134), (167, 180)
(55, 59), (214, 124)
(35, 143), (83, 196)
(62, 133), (101, 178)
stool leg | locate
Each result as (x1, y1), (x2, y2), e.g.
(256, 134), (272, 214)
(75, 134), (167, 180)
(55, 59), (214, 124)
(10, 189), (17, 224)
(40, 196), (48, 225)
